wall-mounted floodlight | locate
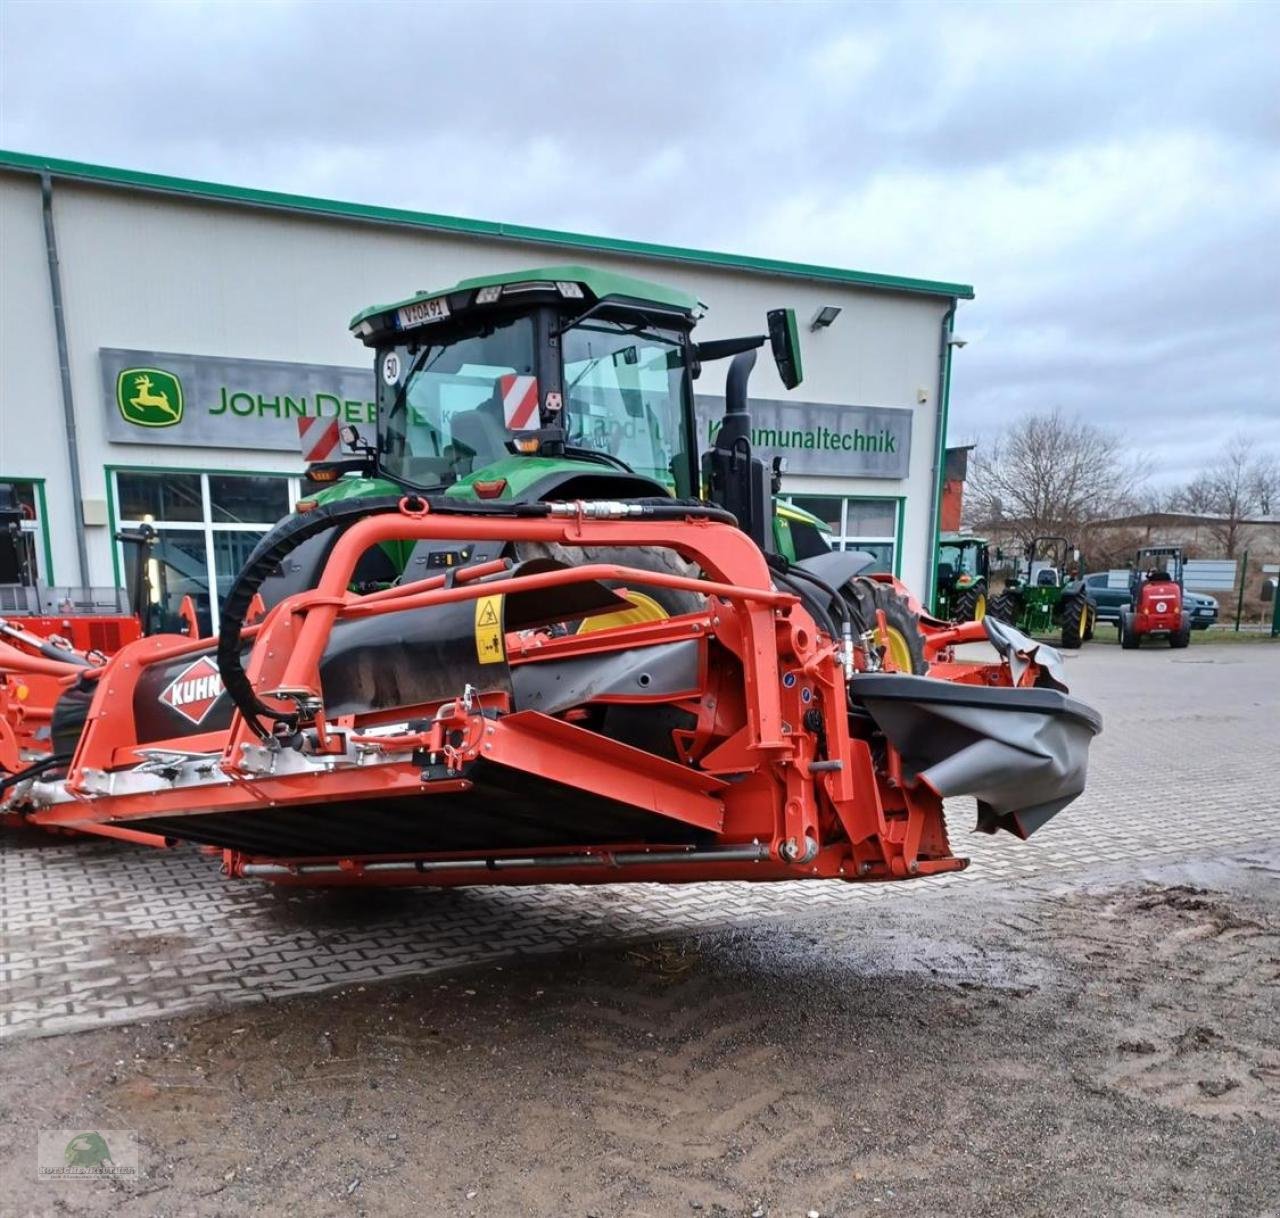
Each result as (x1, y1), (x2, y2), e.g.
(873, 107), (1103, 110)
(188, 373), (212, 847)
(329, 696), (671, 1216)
(947, 334), (969, 348)
(810, 305), (842, 331)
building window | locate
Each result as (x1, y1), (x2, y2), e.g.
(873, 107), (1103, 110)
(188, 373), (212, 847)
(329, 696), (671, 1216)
(785, 495), (899, 572)
(113, 470), (300, 635)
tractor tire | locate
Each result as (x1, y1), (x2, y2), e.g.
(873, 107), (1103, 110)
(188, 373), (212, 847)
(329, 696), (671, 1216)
(1170, 614), (1192, 649)
(846, 577), (928, 675)
(954, 583), (988, 623)
(1119, 610), (1139, 650)
(986, 591), (1019, 625)
(515, 542), (703, 631)
(1060, 592), (1088, 649)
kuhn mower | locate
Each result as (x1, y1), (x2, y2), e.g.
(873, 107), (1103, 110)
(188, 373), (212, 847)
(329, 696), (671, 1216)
(1, 267), (1101, 886)
(1120, 546), (1191, 649)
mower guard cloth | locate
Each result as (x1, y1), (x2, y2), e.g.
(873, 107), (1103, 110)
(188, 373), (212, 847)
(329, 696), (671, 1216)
(849, 674), (1102, 840)
(982, 617), (1069, 691)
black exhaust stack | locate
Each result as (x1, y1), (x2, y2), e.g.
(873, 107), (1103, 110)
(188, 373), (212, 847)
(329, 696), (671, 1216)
(701, 350), (773, 552)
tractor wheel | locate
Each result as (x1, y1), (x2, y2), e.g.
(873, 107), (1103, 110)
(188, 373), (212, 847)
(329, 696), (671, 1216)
(986, 591), (1019, 625)
(516, 542), (702, 632)
(954, 583), (988, 623)
(846, 577), (928, 675)
(1060, 593), (1088, 649)
(1119, 610), (1139, 650)
(1170, 614), (1191, 649)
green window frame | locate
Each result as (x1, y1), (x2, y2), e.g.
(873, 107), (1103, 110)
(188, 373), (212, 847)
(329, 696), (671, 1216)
(783, 494), (905, 576)
(0, 474), (54, 583)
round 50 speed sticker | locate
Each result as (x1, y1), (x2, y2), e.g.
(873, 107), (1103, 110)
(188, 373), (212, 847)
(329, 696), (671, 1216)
(382, 352), (401, 385)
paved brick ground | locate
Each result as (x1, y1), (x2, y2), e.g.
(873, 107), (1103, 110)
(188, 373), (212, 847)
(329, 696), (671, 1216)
(3, 642), (1277, 1039)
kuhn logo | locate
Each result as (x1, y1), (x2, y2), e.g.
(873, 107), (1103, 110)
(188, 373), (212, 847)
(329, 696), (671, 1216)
(160, 655), (224, 725)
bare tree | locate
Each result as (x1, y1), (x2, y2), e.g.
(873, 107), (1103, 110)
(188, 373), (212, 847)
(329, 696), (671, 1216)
(967, 409), (1142, 545)
(1171, 435), (1280, 556)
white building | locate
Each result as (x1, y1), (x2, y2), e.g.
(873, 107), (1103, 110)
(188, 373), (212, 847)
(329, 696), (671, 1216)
(0, 149), (972, 632)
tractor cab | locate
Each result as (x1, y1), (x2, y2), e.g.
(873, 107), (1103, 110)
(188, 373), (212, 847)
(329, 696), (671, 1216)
(1129, 545), (1184, 596)
(336, 265), (807, 550)
(933, 533), (991, 621)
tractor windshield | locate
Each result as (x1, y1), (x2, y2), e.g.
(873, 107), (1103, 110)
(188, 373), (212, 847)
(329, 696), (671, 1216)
(377, 315), (537, 488)
(939, 542), (981, 577)
(561, 318), (693, 494)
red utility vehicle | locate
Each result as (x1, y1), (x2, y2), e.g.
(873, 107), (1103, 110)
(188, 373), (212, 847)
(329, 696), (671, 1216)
(1120, 546), (1192, 649)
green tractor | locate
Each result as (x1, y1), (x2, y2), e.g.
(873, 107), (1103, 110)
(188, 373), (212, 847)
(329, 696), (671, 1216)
(932, 532), (991, 621)
(988, 535), (1096, 649)
(266, 264), (926, 667)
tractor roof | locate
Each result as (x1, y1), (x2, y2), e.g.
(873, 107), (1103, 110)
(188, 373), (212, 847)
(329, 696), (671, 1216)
(940, 532), (988, 545)
(351, 264), (704, 333)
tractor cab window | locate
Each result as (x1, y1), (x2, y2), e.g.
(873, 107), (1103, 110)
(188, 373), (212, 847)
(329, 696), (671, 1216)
(939, 543), (980, 577)
(561, 318), (693, 495)
(378, 316), (537, 489)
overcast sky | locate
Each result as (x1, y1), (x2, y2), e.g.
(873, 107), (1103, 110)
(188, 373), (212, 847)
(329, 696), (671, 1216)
(2, 0), (1277, 487)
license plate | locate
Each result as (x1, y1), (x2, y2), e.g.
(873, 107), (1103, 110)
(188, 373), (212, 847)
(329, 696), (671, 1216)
(396, 296), (451, 329)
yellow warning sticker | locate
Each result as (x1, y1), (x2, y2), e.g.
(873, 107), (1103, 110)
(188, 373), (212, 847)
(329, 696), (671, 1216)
(474, 594), (505, 664)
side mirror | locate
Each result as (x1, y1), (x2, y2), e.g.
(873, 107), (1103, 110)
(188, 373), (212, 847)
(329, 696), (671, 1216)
(767, 308), (804, 390)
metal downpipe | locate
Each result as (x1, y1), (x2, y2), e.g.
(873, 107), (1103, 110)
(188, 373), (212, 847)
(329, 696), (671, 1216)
(923, 302), (958, 607)
(40, 172), (91, 588)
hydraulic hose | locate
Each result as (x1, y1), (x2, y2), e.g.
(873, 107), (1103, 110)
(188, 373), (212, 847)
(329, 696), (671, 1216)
(0, 752), (73, 797)
(217, 493), (740, 738)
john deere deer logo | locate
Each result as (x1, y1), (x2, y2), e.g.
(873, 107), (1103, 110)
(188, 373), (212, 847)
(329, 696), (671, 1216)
(117, 368), (184, 427)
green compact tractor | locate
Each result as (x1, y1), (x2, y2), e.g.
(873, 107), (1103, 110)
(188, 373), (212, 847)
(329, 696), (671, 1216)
(933, 533), (991, 621)
(268, 263), (927, 669)
(988, 535), (1096, 649)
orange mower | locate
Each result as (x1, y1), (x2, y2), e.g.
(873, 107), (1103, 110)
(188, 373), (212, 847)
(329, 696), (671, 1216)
(1, 266), (1101, 887)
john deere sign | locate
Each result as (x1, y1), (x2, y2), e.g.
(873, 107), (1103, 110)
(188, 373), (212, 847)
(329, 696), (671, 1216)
(695, 395), (911, 479)
(100, 348), (375, 450)
(100, 347), (912, 476)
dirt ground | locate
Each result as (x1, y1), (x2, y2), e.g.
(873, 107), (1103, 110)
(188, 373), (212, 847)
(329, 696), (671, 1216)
(2, 848), (1277, 1218)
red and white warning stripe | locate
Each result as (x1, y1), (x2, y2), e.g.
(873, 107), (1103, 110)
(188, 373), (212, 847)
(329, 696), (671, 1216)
(297, 416), (341, 464)
(500, 374), (539, 431)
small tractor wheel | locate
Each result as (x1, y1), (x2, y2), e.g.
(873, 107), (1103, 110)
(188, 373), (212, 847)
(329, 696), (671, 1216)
(847, 577), (928, 675)
(515, 542), (702, 631)
(1119, 610), (1139, 650)
(986, 591), (1019, 625)
(954, 583), (988, 622)
(1060, 593), (1088, 649)
(1170, 614), (1192, 649)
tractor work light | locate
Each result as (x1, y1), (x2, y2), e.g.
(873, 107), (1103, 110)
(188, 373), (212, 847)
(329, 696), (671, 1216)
(475, 285), (502, 304)
(555, 281), (585, 298)
(514, 437), (541, 454)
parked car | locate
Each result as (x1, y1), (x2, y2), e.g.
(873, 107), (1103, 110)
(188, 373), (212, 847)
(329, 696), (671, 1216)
(1083, 571), (1218, 629)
